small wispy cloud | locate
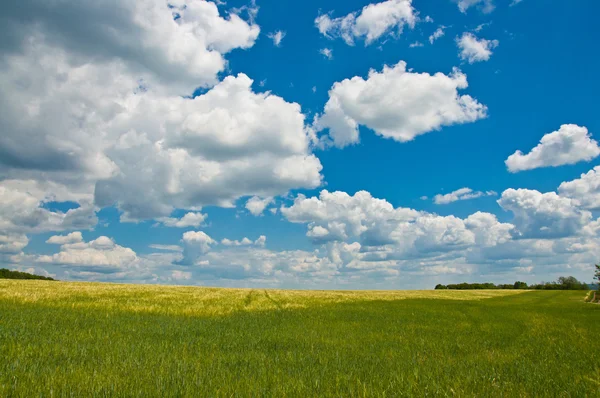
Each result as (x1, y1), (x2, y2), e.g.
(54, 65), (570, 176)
(434, 188), (497, 205)
(267, 30), (286, 47)
(429, 26), (446, 44)
(320, 48), (333, 60)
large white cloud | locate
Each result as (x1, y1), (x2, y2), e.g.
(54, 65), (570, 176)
(498, 188), (592, 239)
(282, 190), (421, 245)
(37, 236), (139, 273)
(1, 47), (322, 222)
(0, 181), (97, 234)
(505, 124), (599, 172)
(0, 0), (259, 92)
(93, 74), (323, 220)
(456, 32), (499, 63)
(315, 0), (417, 46)
(558, 166), (600, 210)
(314, 61), (487, 147)
(0, 0), (323, 225)
(0, 233), (29, 254)
(282, 190), (512, 254)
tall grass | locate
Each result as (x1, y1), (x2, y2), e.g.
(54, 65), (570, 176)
(1, 280), (598, 396)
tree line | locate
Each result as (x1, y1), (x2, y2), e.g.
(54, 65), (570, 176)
(435, 276), (590, 290)
(0, 268), (55, 281)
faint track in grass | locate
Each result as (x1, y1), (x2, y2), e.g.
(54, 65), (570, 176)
(263, 290), (283, 310)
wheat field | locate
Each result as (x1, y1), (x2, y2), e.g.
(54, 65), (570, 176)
(1, 280), (598, 396)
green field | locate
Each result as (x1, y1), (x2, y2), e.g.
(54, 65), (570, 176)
(1, 281), (599, 396)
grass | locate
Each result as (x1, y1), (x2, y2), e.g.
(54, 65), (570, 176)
(1, 281), (599, 397)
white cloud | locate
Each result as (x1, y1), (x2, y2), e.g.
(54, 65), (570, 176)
(457, 32), (499, 63)
(149, 244), (183, 252)
(0, 234), (29, 254)
(434, 188), (497, 205)
(47, 232), (84, 245)
(0, 181), (97, 234)
(267, 30), (286, 47)
(315, 0), (417, 46)
(180, 231), (217, 265)
(90, 73), (323, 221)
(245, 196), (274, 216)
(37, 236), (139, 273)
(506, 124), (599, 172)
(429, 26), (446, 44)
(320, 48), (334, 60)
(314, 61), (487, 147)
(1, 0), (259, 93)
(559, 166), (600, 210)
(157, 212), (207, 228)
(510, 0), (524, 6)
(221, 235), (266, 247)
(498, 189), (592, 239)
(1, 0), (322, 226)
(456, 0), (495, 14)
(409, 41), (424, 48)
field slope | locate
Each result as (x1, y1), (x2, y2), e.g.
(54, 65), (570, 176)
(1, 280), (599, 396)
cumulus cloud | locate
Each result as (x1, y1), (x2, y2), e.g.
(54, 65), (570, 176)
(0, 181), (97, 234)
(180, 231), (217, 265)
(267, 30), (286, 47)
(457, 32), (499, 63)
(157, 212), (207, 228)
(0, 0), (259, 92)
(558, 166), (600, 210)
(38, 236), (139, 273)
(281, 190), (513, 254)
(314, 61), (487, 147)
(506, 125), (599, 172)
(434, 188), (497, 205)
(1, 0), (322, 225)
(315, 0), (417, 46)
(245, 196), (274, 216)
(498, 189), (592, 239)
(47, 232), (84, 245)
(89, 73), (323, 221)
(221, 235), (266, 247)
(0, 234), (29, 254)
(456, 0), (495, 14)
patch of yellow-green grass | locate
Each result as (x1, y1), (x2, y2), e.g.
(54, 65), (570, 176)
(1, 280), (598, 396)
(0, 280), (525, 317)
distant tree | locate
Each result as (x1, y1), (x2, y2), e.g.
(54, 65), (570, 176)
(0, 268), (55, 281)
(435, 284), (448, 290)
(595, 264), (600, 287)
(513, 281), (528, 289)
(557, 276), (587, 290)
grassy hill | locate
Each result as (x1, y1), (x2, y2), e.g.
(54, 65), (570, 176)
(1, 280), (598, 396)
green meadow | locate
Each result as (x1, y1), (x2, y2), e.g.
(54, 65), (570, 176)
(1, 280), (599, 397)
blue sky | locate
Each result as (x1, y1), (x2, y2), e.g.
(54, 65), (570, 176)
(1, 0), (600, 288)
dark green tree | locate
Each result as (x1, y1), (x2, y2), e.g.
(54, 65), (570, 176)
(513, 281), (528, 289)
